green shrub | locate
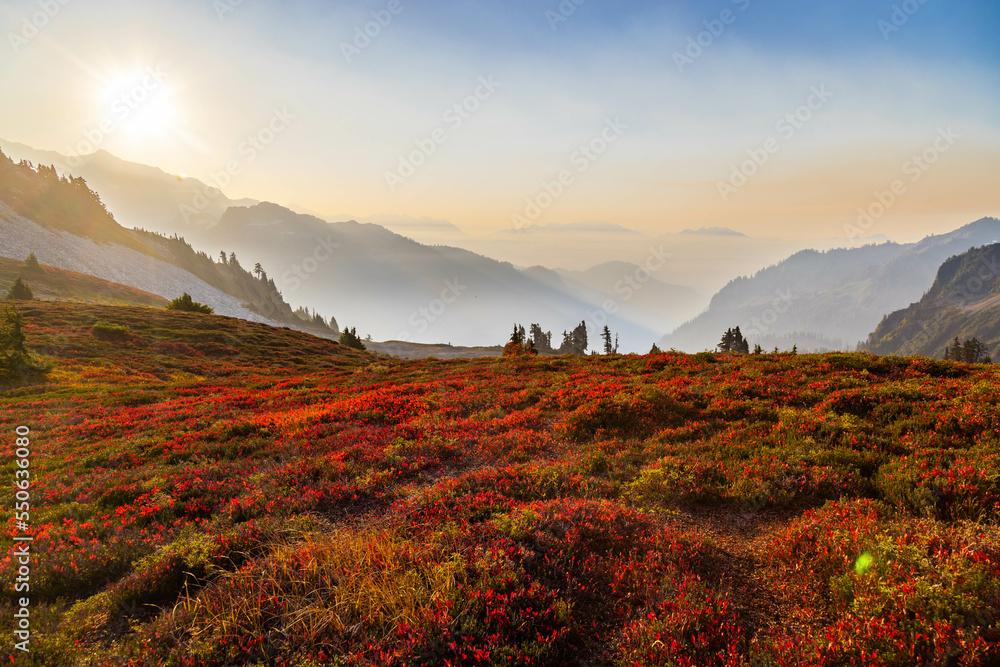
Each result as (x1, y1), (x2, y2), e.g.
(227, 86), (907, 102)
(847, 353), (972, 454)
(627, 456), (727, 507)
(876, 446), (1000, 520)
(166, 293), (213, 314)
(91, 320), (131, 340)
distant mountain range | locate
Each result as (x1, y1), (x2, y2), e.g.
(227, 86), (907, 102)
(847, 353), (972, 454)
(352, 213), (819, 293)
(349, 215), (471, 246)
(202, 202), (690, 349)
(549, 262), (703, 333)
(0, 141), (861, 339)
(0, 140), (711, 351)
(4, 139), (998, 357)
(865, 242), (1000, 358)
(680, 227), (747, 237)
(661, 217), (1000, 352)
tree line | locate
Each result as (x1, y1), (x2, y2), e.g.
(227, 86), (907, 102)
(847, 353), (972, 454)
(507, 321), (589, 355)
(943, 337), (992, 364)
(506, 321), (623, 356)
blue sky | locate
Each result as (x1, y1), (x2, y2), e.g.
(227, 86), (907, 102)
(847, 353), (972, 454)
(1, 0), (997, 240)
(322, 0), (1000, 64)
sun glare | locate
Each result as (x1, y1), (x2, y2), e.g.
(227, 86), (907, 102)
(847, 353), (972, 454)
(96, 67), (177, 143)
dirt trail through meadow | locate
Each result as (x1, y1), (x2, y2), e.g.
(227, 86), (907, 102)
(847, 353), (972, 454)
(672, 506), (830, 643)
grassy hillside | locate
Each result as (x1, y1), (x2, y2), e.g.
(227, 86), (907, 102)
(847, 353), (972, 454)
(0, 257), (167, 307)
(5, 302), (366, 383)
(2, 303), (999, 665)
(131, 230), (340, 338)
(866, 243), (1000, 358)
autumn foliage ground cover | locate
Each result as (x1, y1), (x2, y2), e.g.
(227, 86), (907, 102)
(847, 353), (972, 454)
(2, 302), (999, 666)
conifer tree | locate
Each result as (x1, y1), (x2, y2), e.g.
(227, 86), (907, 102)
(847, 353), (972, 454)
(571, 321), (588, 355)
(529, 323), (553, 354)
(0, 307), (47, 382)
(944, 336), (991, 363)
(339, 326), (367, 350)
(0, 307), (26, 354)
(5, 278), (34, 301)
(602, 326), (613, 354)
(509, 324), (526, 346)
(719, 326), (749, 353)
(22, 253), (42, 273)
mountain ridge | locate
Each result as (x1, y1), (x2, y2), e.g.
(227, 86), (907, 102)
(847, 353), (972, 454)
(864, 237), (1000, 358)
(660, 217), (1000, 352)
(0, 148), (336, 337)
(0, 138), (257, 240)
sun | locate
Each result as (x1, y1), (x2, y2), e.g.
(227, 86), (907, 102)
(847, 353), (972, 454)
(97, 67), (178, 142)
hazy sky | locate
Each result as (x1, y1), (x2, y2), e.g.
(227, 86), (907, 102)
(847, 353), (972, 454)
(2, 0), (998, 240)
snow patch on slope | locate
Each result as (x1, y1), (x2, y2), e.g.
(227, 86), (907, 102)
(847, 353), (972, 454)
(0, 202), (279, 325)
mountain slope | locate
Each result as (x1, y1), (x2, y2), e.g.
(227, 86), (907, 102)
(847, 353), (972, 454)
(0, 201), (278, 324)
(14, 301), (368, 381)
(0, 148), (151, 253)
(865, 243), (1000, 358)
(0, 149), (334, 336)
(0, 139), (255, 240)
(661, 217), (1000, 352)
